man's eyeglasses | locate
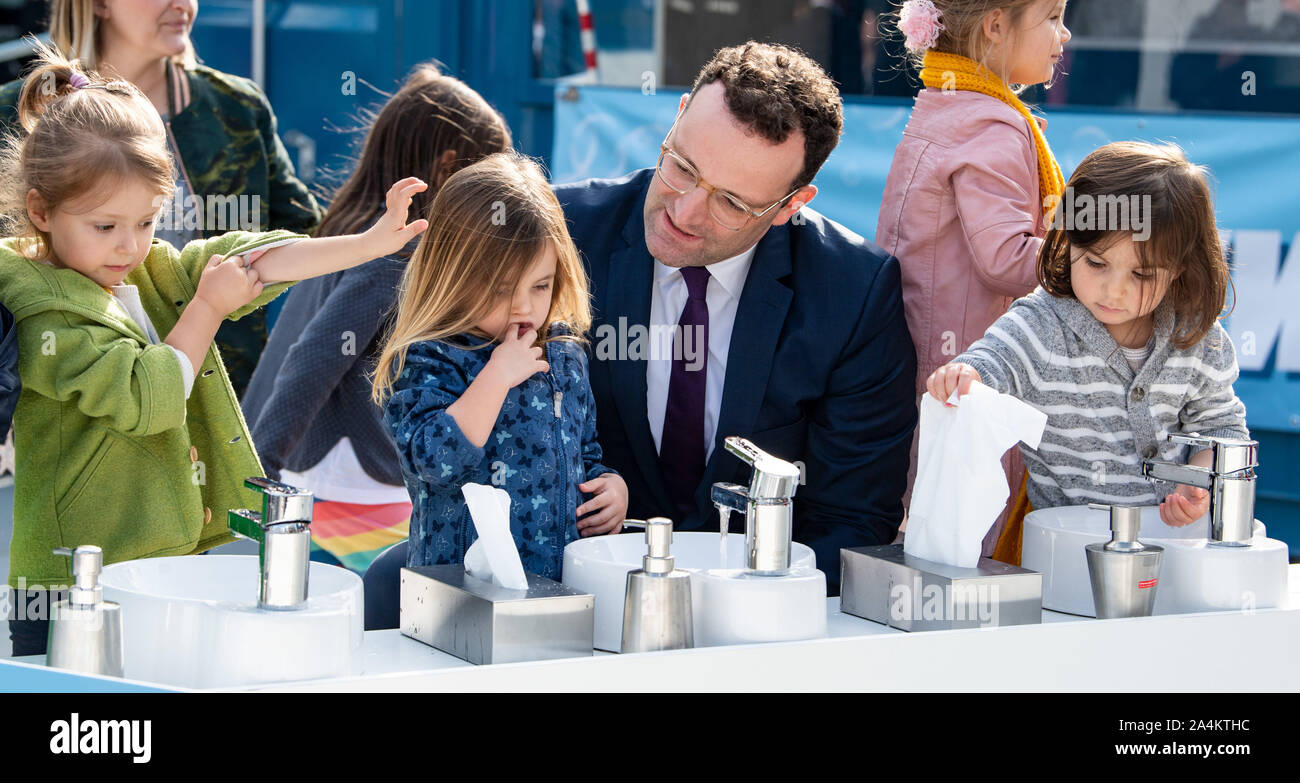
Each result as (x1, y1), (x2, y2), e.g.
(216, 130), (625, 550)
(655, 143), (801, 232)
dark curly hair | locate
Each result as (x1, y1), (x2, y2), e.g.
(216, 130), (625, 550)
(689, 41), (843, 191)
(1037, 141), (1230, 350)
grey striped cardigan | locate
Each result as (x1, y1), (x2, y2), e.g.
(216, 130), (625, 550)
(956, 287), (1248, 509)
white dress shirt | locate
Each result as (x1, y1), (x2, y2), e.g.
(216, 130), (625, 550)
(647, 245), (757, 462)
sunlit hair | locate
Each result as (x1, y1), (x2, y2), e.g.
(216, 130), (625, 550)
(888, 0), (1061, 92)
(1037, 141), (1230, 350)
(0, 38), (173, 261)
(371, 151), (591, 403)
(315, 62), (511, 249)
(49, 0), (198, 70)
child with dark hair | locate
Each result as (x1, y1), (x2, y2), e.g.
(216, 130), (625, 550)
(929, 141), (1247, 536)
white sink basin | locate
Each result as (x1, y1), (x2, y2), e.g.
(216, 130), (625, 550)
(100, 555), (363, 688)
(1022, 505), (1289, 616)
(562, 532), (825, 651)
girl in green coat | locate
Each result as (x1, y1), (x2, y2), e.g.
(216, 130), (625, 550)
(0, 44), (428, 655)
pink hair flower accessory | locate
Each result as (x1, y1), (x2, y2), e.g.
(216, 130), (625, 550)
(899, 0), (945, 53)
(68, 72), (90, 89)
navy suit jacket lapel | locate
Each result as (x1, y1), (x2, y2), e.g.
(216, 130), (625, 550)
(696, 224), (794, 507)
(605, 192), (675, 515)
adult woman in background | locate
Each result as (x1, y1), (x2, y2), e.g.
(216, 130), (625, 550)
(0, 0), (321, 396)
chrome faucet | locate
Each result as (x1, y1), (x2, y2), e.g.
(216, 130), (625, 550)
(711, 436), (800, 575)
(1141, 433), (1258, 547)
(228, 477), (314, 608)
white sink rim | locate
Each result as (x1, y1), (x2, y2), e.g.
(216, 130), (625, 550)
(99, 555), (364, 689)
(1022, 505), (1287, 617)
(563, 531), (823, 651)
(100, 554), (360, 609)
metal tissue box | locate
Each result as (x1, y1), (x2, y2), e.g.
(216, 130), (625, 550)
(840, 544), (1042, 632)
(400, 565), (595, 665)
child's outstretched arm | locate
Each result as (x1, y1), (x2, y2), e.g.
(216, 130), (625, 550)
(939, 300), (1045, 402)
(166, 253), (264, 373)
(1160, 325), (1248, 527)
(249, 178), (429, 284)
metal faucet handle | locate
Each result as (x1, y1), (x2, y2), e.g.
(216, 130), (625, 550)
(1167, 432), (1214, 449)
(724, 437), (800, 479)
(241, 476), (313, 526)
(723, 437), (800, 500)
(244, 476), (313, 497)
(1166, 433), (1258, 474)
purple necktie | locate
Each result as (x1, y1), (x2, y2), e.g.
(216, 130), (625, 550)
(660, 265), (710, 522)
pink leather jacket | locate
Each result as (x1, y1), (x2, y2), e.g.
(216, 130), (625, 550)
(876, 88), (1048, 394)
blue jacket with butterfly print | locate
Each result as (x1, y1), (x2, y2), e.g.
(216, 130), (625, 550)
(384, 325), (617, 579)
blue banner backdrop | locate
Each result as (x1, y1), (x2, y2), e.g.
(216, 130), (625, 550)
(552, 85), (1300, 433)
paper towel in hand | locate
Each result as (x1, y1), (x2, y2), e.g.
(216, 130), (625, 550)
(461, 483), (529, 590)
(904, 382), (1048, 568)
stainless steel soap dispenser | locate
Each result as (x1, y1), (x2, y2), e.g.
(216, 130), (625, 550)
(620, 517), (694, 653)
(46, 545), (124, 678)
(1085, 503), (1164, 618)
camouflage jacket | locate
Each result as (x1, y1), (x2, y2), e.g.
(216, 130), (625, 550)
(0, 65), (321, 396)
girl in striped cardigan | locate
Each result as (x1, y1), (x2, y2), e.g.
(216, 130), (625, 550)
(928, 141), (1247, 529)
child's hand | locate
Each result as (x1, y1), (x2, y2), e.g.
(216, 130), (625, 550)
(926, 362), (982, 405)
(481, 325), (549, 390)
(1159, 484), (1209, 527)
(194, 253), (263, 316)
(576, 472), (629, 537)
(362, 177), (430, 258)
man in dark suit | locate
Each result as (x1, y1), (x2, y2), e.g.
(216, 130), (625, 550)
(555, 42), (916, 590)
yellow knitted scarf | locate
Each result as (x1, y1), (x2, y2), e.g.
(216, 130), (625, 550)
(920, 51), (1065, 216)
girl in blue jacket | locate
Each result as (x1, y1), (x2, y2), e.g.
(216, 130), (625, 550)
(372, 152), (628, 578)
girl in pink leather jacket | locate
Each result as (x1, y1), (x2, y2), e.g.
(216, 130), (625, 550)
(876, 0), (1070, 555)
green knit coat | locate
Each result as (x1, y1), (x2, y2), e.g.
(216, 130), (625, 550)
(0, 230), (303, 587)
(0, 65), (322, 396)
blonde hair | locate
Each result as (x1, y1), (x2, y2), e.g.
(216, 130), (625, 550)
(371, 151), (592, 403)
(49, 0), (198, 71)
(0, 38), (174, 260)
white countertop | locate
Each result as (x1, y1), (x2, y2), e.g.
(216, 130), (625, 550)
(243, 564), (1300, 692)
(11, 565), (1297, 692)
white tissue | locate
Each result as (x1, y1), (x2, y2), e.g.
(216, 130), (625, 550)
(905, 382), (1048, 568)
(461, 483), (529, 590)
